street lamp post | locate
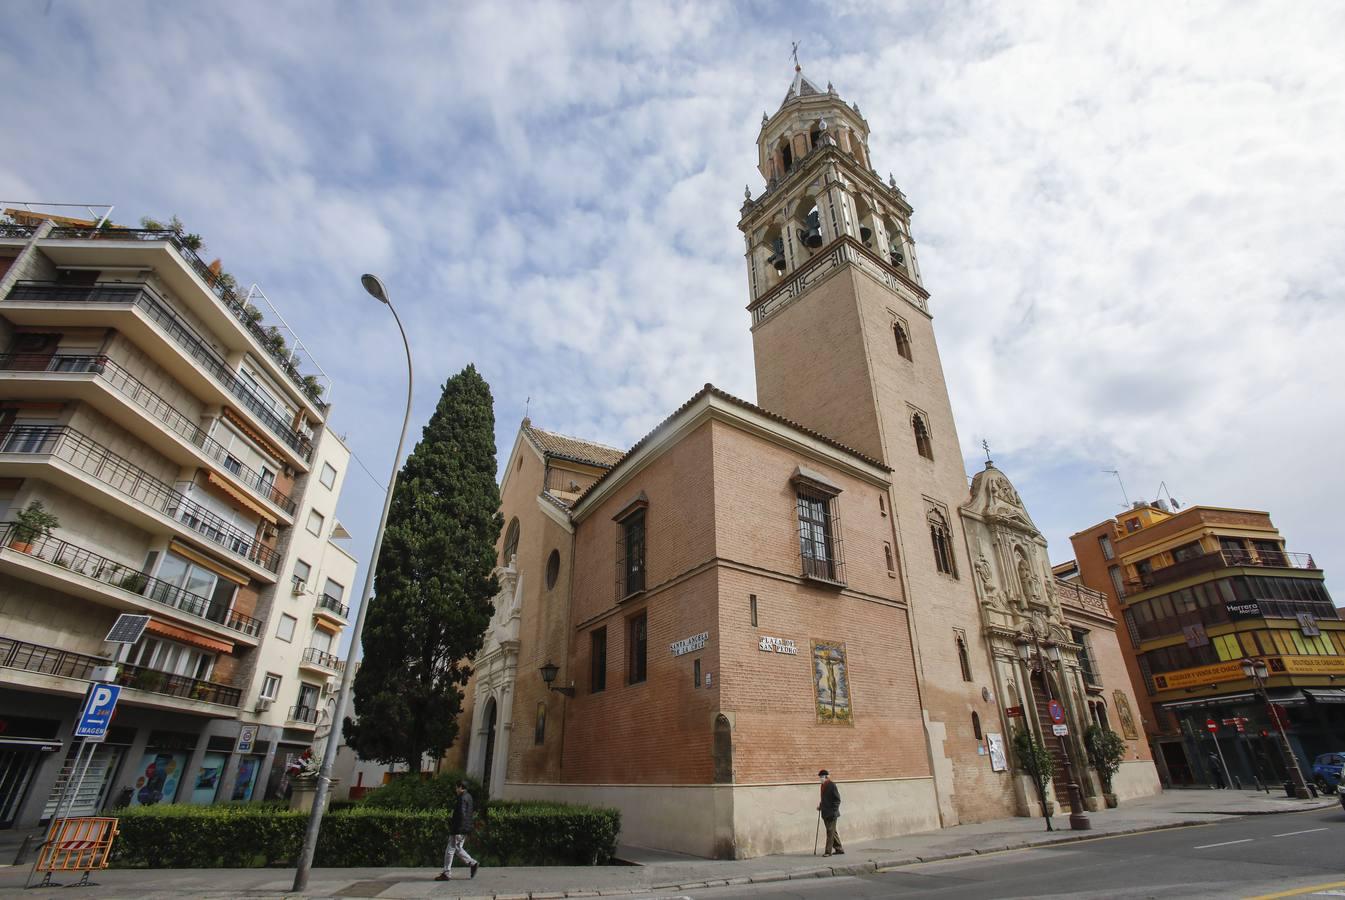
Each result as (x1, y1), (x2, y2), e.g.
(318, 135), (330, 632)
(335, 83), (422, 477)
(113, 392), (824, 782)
(1240, 657), (1311, 799)
(293, 274), (414, 892)
(1016, 631), (1091, 831)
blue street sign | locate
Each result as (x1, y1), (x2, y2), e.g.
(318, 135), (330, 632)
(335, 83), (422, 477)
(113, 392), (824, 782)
(74, 684), (121, 740)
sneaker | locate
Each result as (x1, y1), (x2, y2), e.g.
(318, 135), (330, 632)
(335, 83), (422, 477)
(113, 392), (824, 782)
(834, 850), (845, 855)
(435, 873), (451, 881)
(470, 862), (479, 878)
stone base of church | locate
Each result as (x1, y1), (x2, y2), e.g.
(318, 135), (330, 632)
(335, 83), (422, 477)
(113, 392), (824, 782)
(1110, 759), (1163, 802)
(502, 776), (941, 859)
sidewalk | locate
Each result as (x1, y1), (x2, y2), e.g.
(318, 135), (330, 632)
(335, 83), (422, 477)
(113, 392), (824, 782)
(0, 789), (1336, 898)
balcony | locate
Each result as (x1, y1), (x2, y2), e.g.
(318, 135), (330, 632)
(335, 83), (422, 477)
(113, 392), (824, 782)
(1054, 578), (1114, 620)
(0, 353), (296, 516)
(11, 225), (327, 412)
(0, 425), (281, 575)
(0, 523), (262, 638)
(3, 282), (313, 462)
(1122, 548), (1320, 598)
(299, 646), (344, 673)
(0, 635), (241, 708)
(287, 705), (320, 726)
(314, 592), (349, 624)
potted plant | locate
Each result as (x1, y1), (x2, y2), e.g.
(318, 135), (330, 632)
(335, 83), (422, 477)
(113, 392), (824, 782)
(1085, 724), (1127, 808)
(8, 500), (60, 553)
(130, 669), (165, 692)
(119, 571), (149, 594)
(1014, 727), (1056, 831)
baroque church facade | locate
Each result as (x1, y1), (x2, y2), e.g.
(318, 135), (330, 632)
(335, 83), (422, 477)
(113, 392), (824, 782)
(446, 68), (1159, 858)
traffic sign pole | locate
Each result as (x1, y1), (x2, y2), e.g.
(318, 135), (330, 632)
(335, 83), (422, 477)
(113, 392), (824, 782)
(1210, 728), (1236, 790)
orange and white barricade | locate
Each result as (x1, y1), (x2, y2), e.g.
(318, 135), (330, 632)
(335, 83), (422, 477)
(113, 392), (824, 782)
(30, 817), (119, 888)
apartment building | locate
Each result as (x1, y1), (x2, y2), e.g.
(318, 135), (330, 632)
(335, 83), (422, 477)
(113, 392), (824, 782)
(1069, 501), (1340, 788)
(0, 209), (358, 829)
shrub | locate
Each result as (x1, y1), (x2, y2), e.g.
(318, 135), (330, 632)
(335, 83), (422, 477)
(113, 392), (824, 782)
(359, 769), (489, 810)
(109, 800), (619, 868)
(1084, 725), (1127, 792)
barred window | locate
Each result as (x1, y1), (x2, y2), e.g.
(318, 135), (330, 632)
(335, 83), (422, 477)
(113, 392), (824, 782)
(798, 491), (836, 581)
(628, 612), (648, 685)
(623, 512), (646, 595)
(590, 627), (607, 693)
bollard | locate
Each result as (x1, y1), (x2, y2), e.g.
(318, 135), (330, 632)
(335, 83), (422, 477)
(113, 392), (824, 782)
(11, 832), (35, 866)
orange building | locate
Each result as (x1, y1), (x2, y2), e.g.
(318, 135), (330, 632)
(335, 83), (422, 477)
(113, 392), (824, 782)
(445, 68), (1158, 857)
(1069, 503), (1340, 789)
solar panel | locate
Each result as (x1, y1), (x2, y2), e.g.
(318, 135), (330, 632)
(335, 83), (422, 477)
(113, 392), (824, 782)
(105, 614), (151, 645)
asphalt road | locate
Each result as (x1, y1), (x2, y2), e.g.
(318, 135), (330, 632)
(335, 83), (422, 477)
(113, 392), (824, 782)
(682, 808), (1345, 900)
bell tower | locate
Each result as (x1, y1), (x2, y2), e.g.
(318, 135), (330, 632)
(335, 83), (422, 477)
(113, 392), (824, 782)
(740, 67), (1018, 827)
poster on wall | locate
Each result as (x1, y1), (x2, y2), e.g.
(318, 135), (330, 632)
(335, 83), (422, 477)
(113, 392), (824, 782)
(232, 755), (262, 801)
(129, 750), (186, 807)
(1114, 690), (1140, 740)
(811, 640), (853, 725)
(986, 733), (1007, 772)
(190, 752), (227, 805)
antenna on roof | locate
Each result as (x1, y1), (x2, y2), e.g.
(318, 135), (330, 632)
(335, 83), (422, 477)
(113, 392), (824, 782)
(1155, 480), (1180, 510)
(1102, 469), (1130, 509)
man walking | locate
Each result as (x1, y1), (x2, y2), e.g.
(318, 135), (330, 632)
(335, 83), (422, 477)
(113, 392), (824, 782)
(817, 769), (843, 856)
(436, 780), (480, 881)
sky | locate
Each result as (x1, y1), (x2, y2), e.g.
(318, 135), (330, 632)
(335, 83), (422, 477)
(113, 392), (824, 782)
(3, 0), (1343, 634)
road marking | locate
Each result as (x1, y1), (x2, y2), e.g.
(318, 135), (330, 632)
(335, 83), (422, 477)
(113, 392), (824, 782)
(1192, 838), (1253, 849)
(1272, 827), (1328, 838)
(1248, 880), (1345, 899)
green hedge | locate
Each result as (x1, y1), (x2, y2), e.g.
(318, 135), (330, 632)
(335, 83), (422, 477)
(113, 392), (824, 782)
(359, 769), (489, 810)
(109, 802), (620, 868)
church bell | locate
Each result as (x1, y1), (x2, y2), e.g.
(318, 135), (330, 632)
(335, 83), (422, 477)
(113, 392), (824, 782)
(798, 210), (823, 249)
(766, 237), (787, 275)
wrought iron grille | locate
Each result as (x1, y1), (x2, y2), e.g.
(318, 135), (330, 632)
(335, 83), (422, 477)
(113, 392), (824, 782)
(797, 491), (845, 585)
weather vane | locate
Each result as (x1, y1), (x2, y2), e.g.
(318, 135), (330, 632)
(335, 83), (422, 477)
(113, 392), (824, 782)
(525, 395), (531, 418)
(791, 41), (801, 71)
(981, 438), (992, 463)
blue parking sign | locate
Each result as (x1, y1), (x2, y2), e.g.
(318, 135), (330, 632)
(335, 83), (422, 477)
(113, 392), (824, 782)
(74, 684), (121, 741)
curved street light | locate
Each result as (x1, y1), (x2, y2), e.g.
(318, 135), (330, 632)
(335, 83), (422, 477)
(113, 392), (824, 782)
(293, 274), (414, 891)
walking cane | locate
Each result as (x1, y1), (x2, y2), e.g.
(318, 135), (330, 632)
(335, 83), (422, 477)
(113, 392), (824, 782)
(814, 813), (821, 856)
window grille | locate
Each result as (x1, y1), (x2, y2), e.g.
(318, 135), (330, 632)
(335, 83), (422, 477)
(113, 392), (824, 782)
(797, 490), (845, 584)
(615, 510), (646, 599)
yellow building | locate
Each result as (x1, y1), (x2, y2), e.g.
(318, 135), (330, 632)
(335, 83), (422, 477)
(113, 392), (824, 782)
(1068, 502), (1341, 788)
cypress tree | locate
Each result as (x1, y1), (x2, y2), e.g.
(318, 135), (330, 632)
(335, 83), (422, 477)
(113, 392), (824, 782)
(346, 364), (503, 771)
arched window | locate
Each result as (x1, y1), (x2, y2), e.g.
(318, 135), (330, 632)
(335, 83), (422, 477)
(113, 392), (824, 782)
(912, 413), (933, 460)
(502, 517), (520, 566)
(545, 549), (561, 590)
(796, 199), (823, 252)
(778, 135), (794, 174)
(956, 633), (972, 682)
(929, 508), (957, 576)
(893, 322), (912, 361)
(971, 711), (983, 741)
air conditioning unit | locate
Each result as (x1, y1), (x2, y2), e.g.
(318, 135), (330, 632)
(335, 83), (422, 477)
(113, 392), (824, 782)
(292, 580), (307, 596)
(254, 698), (273, 713)
(322, 678), (337, 694)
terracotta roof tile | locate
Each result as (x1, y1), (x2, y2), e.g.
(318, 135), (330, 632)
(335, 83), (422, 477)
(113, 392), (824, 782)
(522, 421), (624, 468)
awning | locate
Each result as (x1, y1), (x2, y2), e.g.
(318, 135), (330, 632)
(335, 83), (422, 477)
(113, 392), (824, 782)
(206, 471), (277, 525)
(1304, 689), (1345, 704)
(221, 407), (287, 464)
(146, 618), (234, 655)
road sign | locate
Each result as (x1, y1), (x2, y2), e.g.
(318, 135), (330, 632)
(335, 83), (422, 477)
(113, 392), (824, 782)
(73, 684), (121, 741)
(1048, 700), (1065, 724)
(236, 724), (259, 753)
(1005, 705), (1024, 718)
(1052, 723), (1069, 736)
(1205, 718), (1218, 733)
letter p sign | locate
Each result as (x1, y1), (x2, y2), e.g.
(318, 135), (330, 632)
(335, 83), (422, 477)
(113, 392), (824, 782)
(74, 683), (122, 741)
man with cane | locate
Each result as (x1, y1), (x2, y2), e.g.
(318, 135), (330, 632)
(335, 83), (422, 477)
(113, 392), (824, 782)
(816, 769), (843, 856)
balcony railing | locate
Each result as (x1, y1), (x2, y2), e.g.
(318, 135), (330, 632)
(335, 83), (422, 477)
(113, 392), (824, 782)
(0, 425), (281, 572)
(0, 353), (296, 514)
(316, 592), (349, 619)
(35, 226), (326, 410)
(0, 635), (241, 707)
(115, 661), (242, 707)
(5, 282), (313, 460)
(287, 704), (320, 725)
(301, 646), (344, 671)
(1122, 548), (1320, 598)
(0, 523), (262, 636)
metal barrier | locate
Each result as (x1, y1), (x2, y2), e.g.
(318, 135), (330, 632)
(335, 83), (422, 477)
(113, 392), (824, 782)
(29, 817), (119, 889)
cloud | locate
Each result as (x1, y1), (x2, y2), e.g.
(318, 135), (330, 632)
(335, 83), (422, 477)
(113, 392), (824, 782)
(3, 0), (1342, 610)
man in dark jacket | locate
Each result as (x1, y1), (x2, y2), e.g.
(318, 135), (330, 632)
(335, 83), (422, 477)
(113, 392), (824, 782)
(817, 769), (844, 856)
(436, 781), (480, 881)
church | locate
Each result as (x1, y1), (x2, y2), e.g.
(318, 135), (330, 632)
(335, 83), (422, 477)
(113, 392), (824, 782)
(445, 66), (1160, 858)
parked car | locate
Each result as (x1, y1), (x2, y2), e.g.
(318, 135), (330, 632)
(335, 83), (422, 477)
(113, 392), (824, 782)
(1310, 751), (1343, 793)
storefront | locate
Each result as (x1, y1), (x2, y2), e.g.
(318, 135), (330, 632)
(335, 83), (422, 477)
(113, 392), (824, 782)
(0, 715), (64, 828)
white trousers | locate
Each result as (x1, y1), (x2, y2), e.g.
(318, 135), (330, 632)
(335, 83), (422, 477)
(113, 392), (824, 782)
(444, 833), (476, 872)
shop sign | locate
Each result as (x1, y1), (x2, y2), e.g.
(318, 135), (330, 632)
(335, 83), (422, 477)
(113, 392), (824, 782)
(235, 724), (259, 754)
(1273, 656), (1345, 676)
(670, 632), (708, 657)
(1004, 705), (1025, 718)
(1224, 600), (1262, 620)
(1151, 660), (1246, 691)
(758, 636), (798, 655)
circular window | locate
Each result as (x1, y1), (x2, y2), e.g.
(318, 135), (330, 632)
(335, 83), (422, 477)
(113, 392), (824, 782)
(545, 549), (561, 590)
